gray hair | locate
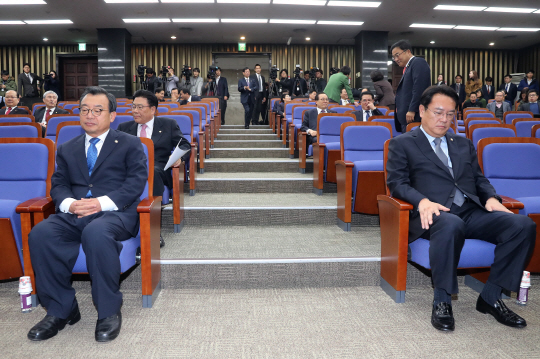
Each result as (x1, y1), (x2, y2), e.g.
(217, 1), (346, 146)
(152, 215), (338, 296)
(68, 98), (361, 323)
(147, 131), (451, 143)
(42, 90), (58, 99)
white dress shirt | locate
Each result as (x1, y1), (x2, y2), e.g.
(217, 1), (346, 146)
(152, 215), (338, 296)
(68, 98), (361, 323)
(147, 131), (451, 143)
(41, 107), (55, 126)
(137, 118), (155, 138)
(420, 126), (452, 168)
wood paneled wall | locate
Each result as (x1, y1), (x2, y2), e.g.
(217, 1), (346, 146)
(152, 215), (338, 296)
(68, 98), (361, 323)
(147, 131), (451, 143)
(414, 47), (518, 88)
(518, 43), (540, 79)
(0, 45), (97, 79)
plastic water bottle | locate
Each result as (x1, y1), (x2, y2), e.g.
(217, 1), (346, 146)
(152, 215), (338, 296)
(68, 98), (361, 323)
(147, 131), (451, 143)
(516, 271), (530, 306)
(18, 276), (33, 313)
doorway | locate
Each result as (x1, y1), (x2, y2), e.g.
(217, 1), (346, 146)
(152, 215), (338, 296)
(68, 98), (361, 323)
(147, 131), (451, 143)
(59, 56), (98, 101)
(213, 53), (271, 91)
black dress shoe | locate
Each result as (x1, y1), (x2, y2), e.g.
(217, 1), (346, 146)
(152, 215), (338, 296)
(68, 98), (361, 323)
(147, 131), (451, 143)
(244, 125), (249, 129)
(476, 295), (527, 328)
(95, 311), (122, 342)
(28, 303), (81, 341)
(160, 235), (165, 248)
(431, 302), (455, 331)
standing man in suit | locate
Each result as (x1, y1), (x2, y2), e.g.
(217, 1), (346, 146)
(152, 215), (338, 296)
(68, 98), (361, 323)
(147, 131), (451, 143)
(392, 40), (431, 133)
(517, 89), (539, 114)
(18, 63), (43, 104)
(499, 74), (518, 107)
(34, 90), (70, 136)
(118, 90), (191, 247)
(482, 76), (495, 101)
(487, 91), (511, 122)
(450, 75), (466, 106)
(0, 90), (29, 114)
(356, 92), (383, 121)
(386, 85), (535, 332)
(300, 92), (336, 152)
(212, 67), (229, 125)
(27, 87), (148, 342)
(238, 67), (258, 129)
(250, 64), (267, 125)
(178, 88), (201, 105)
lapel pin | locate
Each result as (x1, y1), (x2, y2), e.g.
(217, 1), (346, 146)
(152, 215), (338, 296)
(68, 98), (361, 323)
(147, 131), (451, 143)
(450, 138), (453, 141)
(159, 130), (162, 133)
(115, 140), (118, 143)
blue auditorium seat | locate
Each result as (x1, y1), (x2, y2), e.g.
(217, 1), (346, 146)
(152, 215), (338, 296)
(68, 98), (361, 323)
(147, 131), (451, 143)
(44, 115), (80, 142)
(0, 124), (39, 138)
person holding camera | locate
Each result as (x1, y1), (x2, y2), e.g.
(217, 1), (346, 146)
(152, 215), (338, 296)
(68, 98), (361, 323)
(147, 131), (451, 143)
(190, 68), (204, 97)
(164, 67), (180, 95)
(44, 70), (61, 100)
(314, 69), (326, 92)
(144, 68), (162, 94)
(275, 69), (292, 95)
(323, 66), (353, 104)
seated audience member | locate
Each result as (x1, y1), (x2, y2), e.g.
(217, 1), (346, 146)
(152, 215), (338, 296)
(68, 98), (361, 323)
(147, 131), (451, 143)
(35, 90), (70, 136)
(179, 88), (201, 105)
(475, 89), (487, 108)
(517, 89), (528, 106)
(386, 85), (535, 332)
(517, 70), (539, 93)
(517, 89), (539, 114)
(482, 76), (495, 101)
(356, 92), (383, 121)
(499, 74), (518, 107)
(154, 87), (165, 102)
(434, 74), (446, 86)
(339, 88), (352, 105)
(168, 87), (180, 102)
(486, 91), (511, 122)
(302, 89), (317, 102)
(300, 92), (336, 151)
(0, 70), (17, 106)
(276, 92), (292, 117)
(26, 86), (148, 343)
(371, 70), (395, 110)
(462, 92), (485, 109)
(0, 90), (29, 114)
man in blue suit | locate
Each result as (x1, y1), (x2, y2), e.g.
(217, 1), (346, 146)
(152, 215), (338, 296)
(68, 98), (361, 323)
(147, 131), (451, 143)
(392, 40), (431, 133)
(238, 67), (258, 129)
(27, 87), (147, 343)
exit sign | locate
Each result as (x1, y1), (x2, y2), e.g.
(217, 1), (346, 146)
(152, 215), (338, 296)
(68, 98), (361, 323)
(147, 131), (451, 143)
(238, 42), (246, 52)
(79, 43), (86, 51)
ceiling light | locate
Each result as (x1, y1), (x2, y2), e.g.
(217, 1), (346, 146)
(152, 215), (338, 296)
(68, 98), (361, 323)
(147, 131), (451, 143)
(454, 25), (498, 31)
(317, 21), (364, 25)
(24, 20), (73, 24)
(430, 40), (435, 44)
(240, 36), (245, 40)
(410, 23), (455, 29)
(327, 1), (381, 7)
(305, 37), (311, 40)
(484, 7), (536, 13)
(162, 0), (214, 2)
(217, 0), (270, 3)
(273, 0), (326, 5)
(171, 35), (177, 39)
(373, 50), (387, 53)
(172, 18), (219, 22)
(489, 43), (495, 46)
(534, 10), (540, 13)
(221, 19), (268, 23)
(0, 0), (46, 4)
(497, 28), (540, 32)
(0, 21), (25, 24)
(270, 19), (316, 24)
(43, 37), (48, 41)
(123, 18), (171, 23)
(104, 0), (158, 3)
(434, 5), (486, 11)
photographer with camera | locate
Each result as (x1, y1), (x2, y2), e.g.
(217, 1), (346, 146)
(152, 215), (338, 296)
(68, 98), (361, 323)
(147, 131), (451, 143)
(205, 67), (229, 124)
(43, 70), (61, 100)
(190, 67), (204, 97)
(324, 65), (353, 103)
(290, 65), (307, 97)
(163, 66), (180, 96)
(144, 68), (162, 94)
(314, 69), (326, 92)
(275, 69), (292, 95)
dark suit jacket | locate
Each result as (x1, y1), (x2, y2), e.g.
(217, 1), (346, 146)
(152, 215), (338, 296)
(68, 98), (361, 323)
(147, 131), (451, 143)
(356, 108), (383, 122)
(315, 78), (327, 93)
(52, 130), (147, 236)
(0, 107), (29, 115)
(250, 73), (267, 98)
(215, 76), (229, 99)
(339, 99), (353, 106)
(499, 83), (518, 103)
(481, 84), (495, 100)
(34, 107), (69, 123)
(450, 83), (466, 105)
(179, 95), (201, 106)
(517, 102), (540, 113)
(300, 108), (337, 132)
(394, 57), (431, 133)
(18, 72), (42, 97)
(373, 80), (395, 107)
(238, 77), (258, 104)
(386, 127), (499, 241)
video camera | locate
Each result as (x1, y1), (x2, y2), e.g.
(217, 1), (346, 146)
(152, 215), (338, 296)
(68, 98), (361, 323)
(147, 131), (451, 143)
(181, 65), (192, 85)
(293, 64), (302, 79)
(329, 67), (339, 76)
(161, 66), (170, 77)
(309, 67), (320, 79)
(137, 65), (147, 77)
(207, 66), (218, 80)
(43, 73), (52, 80)
(269, 65), (279, 80)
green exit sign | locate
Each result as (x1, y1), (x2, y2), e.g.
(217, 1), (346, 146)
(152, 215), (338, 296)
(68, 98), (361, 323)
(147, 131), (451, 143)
(79, 43), (86, 51)
(238, 42), (246, 52)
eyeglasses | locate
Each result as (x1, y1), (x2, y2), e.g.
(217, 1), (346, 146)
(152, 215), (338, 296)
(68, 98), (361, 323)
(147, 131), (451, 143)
(319, 98), (329, 102)
(4, 96), (18, 99)
(79, 108), (109, 116)
(391, 50), (407, 60)
(427, 107), (455, 120)
(130, 105), (152, 111)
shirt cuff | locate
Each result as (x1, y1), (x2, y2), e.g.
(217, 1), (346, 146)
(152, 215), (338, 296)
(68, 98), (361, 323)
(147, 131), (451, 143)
(59, 198), (76, 213)
(97, 196), (118, 212)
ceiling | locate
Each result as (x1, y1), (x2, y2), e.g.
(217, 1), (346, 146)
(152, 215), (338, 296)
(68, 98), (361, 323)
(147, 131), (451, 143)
(1, 0), (540, 49)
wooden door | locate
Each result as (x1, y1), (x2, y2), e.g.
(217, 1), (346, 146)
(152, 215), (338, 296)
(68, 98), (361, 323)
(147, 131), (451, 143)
(63, 58), (98, 101)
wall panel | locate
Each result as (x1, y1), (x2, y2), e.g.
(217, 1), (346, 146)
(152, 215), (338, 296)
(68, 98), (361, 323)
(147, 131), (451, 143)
(518, 43), (540, 80)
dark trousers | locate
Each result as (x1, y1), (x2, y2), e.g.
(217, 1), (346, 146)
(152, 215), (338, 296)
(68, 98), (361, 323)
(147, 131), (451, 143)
(251, 92), (264, 124)
(419, 201), (536, 294)
(306, 134), (317, 154)
(219, 97), (227, 125)
(29, 212), (132, 320)
(242, 102), (252, 127)
(153, 166), (168, 196)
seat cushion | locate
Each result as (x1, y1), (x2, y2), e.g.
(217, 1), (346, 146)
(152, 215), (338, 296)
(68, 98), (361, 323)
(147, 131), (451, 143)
(0, 199), (23, 267)
(351, 160), (384, 211)
(516, 196), (540, 216)
(73, 235), (140, 273)
(409, 238), (495, 269)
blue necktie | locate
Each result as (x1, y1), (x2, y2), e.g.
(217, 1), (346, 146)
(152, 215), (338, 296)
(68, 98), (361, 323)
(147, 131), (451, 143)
(365, 110), (370, 122)
(86, 137), (100, 197)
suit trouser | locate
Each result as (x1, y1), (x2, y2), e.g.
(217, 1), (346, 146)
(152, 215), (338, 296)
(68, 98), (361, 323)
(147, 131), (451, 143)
(306, 134), (317, 154)
(153, 166), (168, 196)
(29, 212), (132, 320)
(251, 92), (264, 124)
(219, 97), (227, 124)
(418, 201), (536, 294)
(242, 102), (252, 127)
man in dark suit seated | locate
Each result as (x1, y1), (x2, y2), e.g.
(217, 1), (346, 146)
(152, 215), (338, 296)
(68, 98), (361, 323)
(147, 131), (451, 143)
(27, 87), (148, 342)
(276, 92), (292, 117)
(462, 92), (485, 110)
(499, 74), (518, 108)
(356, 92), (383, 121)
(339, 88), (354, 106)
(238, 67), (258, 129)
(300, 92), (336, 152)
(117, 90), (191, 247)
(302, 90), (317, 103)
(154, 87), (165, 102)
(517, 89), (539, 114)
(0, 90), (29, 114)
(386, 85), (535, 332)
(178, 87), (201, 105)
(35, 90), (70, 136)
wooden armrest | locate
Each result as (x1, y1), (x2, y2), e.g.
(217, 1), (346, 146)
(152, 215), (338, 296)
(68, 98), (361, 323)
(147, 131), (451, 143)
(336, 160), (354, 168)
(16, 197), (53, 213)
(376, 195), (413, 210)
(137, 196), (160, 213)
(500, 195), (524, 210)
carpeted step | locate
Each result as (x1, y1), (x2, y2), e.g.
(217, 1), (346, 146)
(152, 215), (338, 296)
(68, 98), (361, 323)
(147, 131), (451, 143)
(204, 158), (310, 172)
(210, 148), (290, 158)
(218, 129), (275, 135)
(213, 140), (283, 148)
(217, 134), (279, 141)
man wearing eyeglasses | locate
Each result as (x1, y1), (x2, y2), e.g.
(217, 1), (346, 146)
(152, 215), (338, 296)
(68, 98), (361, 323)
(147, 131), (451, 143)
(392, 40), (431, 133)
(27, 87), (148, 343)
(356, 92), (383, 121)
(386, 85), (535, 332)
(117, 90), (191, 248)
(300, 92), (336, 153)
(0, 90), (29, 114)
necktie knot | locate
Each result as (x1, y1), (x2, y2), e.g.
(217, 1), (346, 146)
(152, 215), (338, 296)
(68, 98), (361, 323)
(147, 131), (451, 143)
(87, 137), (100, 181)
(90, 137), (100, 146)
(141, 123), (148, 138)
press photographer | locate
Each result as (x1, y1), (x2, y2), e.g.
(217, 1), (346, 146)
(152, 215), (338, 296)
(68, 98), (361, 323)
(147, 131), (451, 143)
(204, 66), (229, 124)
(314, 68), (326, 92)
(144, 68), (162, 93)
(290, 65), (307, 97)
(162, 66), (180, 96)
